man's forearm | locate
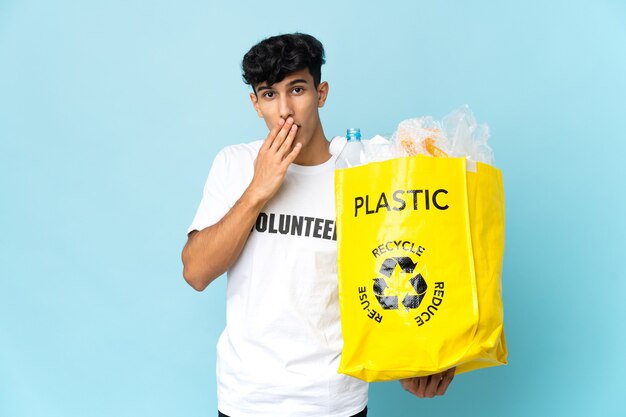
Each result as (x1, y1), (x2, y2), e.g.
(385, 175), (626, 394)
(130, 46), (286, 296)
(182, 187), (267, 291)
(182, 117), (301, 291)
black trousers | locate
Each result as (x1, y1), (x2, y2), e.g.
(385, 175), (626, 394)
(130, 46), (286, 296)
(218, 406), (368, 417)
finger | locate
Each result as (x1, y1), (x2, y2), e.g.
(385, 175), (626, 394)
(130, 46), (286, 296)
(400, 378), (417, 396)
(424, 374), (441, 398)
(262, 118), (285, 151)
(437, 368), (456, 396)
(278, 123), (298, 157)
(282, 141), (302, 165)
(416, 376), (428, 398)
(272, 117), (293, 151)
(399, 379), (410, 393)
(270, 117), (294, 151)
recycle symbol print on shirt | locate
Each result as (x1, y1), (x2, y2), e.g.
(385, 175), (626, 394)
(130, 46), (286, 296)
(373, 257), (427, 311)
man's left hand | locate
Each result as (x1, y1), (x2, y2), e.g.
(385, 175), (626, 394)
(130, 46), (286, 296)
(400, 367), (456, 398)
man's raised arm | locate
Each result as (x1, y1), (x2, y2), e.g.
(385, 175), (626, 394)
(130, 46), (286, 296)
(181, 117), (301, 291)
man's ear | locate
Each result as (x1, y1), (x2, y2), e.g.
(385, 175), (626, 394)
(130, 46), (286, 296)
(317, 81), (329, 108)
(250, 92), (263, 118)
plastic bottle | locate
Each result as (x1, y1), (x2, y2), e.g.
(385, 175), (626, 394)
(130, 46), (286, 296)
(335, 128), (365, 169)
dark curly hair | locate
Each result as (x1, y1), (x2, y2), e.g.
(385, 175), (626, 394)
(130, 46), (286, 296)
(242, 33), (326, 93)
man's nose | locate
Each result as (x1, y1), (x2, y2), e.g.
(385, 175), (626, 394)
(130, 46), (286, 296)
(279, 96), (294, 120)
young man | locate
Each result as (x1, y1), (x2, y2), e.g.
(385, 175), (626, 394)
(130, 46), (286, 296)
(182, 33), (454, 417)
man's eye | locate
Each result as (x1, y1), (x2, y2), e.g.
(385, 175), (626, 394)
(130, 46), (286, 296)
(292, 87), (304, 94)
(263, 92), (275, 99)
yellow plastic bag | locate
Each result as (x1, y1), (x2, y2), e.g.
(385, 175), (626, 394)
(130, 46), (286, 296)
(335, 156), (506, 382)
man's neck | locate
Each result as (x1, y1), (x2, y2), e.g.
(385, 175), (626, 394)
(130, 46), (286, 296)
(292, 125), (331, 166)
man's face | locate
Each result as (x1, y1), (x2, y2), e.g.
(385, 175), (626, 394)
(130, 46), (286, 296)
(250, 68), (328, 149)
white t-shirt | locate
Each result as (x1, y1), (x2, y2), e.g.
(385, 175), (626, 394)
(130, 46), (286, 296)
(188, 137), (367, 417)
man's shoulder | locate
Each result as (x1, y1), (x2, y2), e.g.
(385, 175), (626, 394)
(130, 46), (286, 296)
(206, 140), (262, 185)
(216, 139), (264, 162)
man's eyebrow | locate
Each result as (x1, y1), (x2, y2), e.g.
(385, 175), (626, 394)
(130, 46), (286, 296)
(287, 78), (309, 86)
(256, 78), (309, 92)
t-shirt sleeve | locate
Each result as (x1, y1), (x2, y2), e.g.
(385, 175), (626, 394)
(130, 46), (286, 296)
(187, 150), (232, 235)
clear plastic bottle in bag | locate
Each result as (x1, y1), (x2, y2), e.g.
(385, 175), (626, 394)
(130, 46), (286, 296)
(335, 128), (365, 169)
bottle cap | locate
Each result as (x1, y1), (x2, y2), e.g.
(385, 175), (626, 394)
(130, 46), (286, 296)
(346, 128), (361, 141)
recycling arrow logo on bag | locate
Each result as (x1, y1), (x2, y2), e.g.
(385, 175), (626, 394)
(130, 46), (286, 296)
(373, 256), (428, 311)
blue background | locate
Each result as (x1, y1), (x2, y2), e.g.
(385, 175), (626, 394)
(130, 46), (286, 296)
(1, 1), (625, 416)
